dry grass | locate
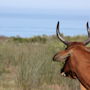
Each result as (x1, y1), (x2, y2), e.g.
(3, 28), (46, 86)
(0, 35), (86, 90)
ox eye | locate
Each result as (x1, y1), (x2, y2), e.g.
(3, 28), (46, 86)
(63, 46), (67, 49)
(65, 47), (68, 50)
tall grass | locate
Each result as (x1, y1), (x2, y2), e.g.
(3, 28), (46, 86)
(0, 35), (87, 90)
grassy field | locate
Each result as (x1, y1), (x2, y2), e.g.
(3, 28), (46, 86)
(0, 35), (88, 90)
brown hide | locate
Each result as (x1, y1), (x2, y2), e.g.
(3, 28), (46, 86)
(61, 58), (77, 79)
(61, 47), (90, 79)
(53, 42), (90, 89)
(80, 83), (87, 90)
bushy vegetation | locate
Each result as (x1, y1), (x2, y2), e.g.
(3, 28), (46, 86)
(0, 35), (88, 90)
(12, 35), (47, 43)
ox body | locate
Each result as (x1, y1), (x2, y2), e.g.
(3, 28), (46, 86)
(53, 22), (90, 90)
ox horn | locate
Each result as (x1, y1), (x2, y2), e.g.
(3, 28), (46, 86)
(83, 22), (90, 45)
(56, 21), (70, 45)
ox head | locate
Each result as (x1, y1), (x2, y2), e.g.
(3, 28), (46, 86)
(53, 22), (90, 62)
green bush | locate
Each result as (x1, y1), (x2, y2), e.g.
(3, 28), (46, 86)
(12, 36), (47, 43)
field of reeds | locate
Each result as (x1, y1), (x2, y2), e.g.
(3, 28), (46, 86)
(0, 35), (88, 90)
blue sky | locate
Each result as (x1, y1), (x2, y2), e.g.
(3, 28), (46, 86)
(0, 0), (90, 37)
(0, 0), (90, 19)
(0, 0), (90, 10)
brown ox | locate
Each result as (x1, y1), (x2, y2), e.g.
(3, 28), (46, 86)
(53, 22), (90, 90)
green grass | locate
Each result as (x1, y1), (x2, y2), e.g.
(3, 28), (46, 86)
(0, 35), (88, 90)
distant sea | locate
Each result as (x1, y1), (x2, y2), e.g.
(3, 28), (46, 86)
(0, 12), (90, 37)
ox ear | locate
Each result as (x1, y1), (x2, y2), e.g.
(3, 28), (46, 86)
(53, 49), (73, 62)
